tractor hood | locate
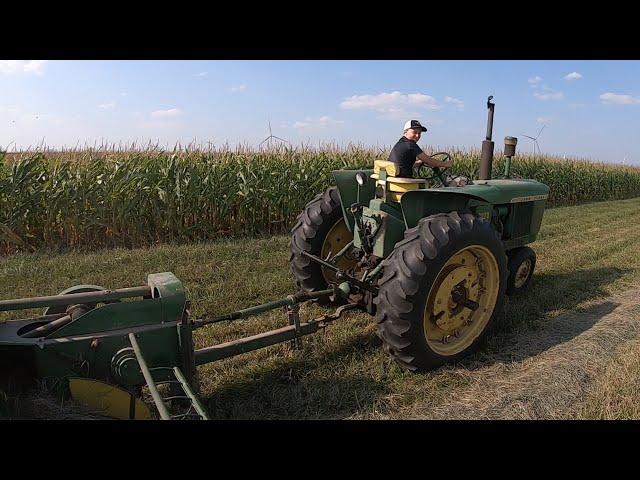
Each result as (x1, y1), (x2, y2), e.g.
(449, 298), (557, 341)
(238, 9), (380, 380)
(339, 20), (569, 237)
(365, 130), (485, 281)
(427, 178), (550, 204)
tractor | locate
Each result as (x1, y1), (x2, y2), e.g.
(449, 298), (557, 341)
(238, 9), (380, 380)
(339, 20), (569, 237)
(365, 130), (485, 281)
(0, 96), (549, 419)
(289, 96), (549, 371)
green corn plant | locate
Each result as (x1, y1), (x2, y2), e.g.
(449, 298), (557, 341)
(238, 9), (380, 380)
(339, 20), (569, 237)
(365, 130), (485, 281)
(1, 144), (640, 254)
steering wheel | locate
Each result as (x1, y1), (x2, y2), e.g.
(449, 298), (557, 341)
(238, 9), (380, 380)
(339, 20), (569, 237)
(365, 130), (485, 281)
(414, 152), (452, 186)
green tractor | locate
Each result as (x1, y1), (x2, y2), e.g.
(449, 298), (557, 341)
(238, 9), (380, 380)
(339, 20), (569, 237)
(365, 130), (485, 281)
(290, 97), (549, 371)
(0, 96), (549, 420)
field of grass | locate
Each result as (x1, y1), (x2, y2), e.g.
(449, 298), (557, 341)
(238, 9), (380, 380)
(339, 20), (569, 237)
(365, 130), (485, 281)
(3, 145), (640, 254)
(2, 197), (640, 419)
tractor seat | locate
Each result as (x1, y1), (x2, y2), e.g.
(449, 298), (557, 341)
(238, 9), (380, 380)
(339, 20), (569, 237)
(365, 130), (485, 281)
(371, 160), (426, 201)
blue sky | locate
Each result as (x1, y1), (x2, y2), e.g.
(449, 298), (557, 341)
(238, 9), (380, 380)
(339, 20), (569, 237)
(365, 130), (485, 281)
(1, 60), (639, 164)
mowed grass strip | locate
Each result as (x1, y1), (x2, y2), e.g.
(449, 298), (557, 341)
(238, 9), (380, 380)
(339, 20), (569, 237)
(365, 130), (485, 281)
(2, 197), (640, 419)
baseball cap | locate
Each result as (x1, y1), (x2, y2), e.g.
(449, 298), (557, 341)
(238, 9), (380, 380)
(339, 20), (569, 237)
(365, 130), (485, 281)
(403, 119), (427, 132)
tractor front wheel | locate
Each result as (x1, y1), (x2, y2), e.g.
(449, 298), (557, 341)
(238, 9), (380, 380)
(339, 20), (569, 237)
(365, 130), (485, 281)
(374, 211), (508, 372)
(506, 246), (536, 295)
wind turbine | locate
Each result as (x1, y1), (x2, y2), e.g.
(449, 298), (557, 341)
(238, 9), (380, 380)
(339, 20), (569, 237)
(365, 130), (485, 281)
(522, 125), (546, 156)
(259, 120), (290, 148)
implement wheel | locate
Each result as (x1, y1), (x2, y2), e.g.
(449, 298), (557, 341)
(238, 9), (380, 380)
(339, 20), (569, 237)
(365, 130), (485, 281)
(375, 211), (508, 372)
(289, 187), (357, 302)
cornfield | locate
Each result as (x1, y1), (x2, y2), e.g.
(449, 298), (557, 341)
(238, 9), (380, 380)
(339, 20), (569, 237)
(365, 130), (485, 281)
(2, 144), (640, 254)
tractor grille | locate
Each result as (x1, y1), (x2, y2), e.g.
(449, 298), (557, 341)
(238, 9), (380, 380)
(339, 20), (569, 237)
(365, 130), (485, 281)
(510, 202), (534, 238)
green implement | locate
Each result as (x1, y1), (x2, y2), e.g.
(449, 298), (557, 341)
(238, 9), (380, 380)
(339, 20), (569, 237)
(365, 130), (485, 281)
(0, 272), (355, 419)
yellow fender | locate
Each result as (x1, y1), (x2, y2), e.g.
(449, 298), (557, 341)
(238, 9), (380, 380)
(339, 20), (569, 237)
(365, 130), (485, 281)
(68, 378), (152, 420)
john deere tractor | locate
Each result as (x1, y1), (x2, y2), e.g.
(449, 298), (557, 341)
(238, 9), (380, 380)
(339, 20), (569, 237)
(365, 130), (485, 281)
(0, 97), (549, 419)
(290, 97), (549, 371)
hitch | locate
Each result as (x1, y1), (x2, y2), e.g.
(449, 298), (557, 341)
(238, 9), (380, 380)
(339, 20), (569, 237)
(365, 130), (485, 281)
(300, 250), (379, 295)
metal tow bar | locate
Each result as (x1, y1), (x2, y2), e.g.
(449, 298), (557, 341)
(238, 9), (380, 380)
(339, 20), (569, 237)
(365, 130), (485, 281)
(300, 251), (380, 294)
(131, 287), (359, 420)
(193, 301), (359, 365)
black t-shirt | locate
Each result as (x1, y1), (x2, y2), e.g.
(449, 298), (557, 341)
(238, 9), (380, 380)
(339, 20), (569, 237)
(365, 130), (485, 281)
(388, 137), (423, 178)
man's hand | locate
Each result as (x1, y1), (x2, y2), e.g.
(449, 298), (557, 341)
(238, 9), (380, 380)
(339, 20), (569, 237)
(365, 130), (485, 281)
(417, 152), (453, 169)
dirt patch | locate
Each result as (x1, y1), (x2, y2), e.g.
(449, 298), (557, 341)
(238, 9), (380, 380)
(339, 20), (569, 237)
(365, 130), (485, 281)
(395, 287), (640, 419)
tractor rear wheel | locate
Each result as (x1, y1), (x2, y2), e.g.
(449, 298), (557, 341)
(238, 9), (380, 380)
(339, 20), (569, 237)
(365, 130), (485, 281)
(506, 246), (536, 295)
(289, 187), (356, 302)
(374, 211), (508, 372)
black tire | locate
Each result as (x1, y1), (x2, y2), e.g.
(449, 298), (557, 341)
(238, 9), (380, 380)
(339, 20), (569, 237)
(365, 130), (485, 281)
(289, 186), (352, 299)
(374, 211), (508, 372)
(506, 246), (536, 295)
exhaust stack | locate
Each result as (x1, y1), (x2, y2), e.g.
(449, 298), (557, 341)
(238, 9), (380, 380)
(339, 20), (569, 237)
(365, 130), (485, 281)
(479, 96), (495, 180)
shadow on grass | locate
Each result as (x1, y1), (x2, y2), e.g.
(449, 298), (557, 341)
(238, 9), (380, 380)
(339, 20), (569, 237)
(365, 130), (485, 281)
(201, 329), (389, 420)
(200, 266), (632, 418)
(459, 266), (632, 369)
(500, 266), (629, 329)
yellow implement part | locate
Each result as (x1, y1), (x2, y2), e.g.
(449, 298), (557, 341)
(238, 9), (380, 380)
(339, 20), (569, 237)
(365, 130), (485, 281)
(379, 180), (421, 193)
(370, 173), (426, 191)
(387, 192), (403, 203)
(68, 378), (152, 420)
(373, 159), (399, 176)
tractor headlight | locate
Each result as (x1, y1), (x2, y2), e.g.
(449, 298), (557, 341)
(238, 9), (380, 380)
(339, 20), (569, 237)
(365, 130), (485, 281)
(356, 172), (367, 186)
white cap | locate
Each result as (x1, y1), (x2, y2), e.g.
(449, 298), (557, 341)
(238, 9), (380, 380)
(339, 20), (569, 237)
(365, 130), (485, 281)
(403, 119), (427, 132)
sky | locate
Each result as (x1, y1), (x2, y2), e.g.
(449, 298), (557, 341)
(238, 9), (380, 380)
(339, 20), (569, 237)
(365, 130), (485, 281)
(1, 60), (639, 164)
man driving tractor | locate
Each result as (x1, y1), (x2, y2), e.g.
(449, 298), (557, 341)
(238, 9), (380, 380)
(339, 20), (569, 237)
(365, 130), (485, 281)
(388, 119), (454, 178)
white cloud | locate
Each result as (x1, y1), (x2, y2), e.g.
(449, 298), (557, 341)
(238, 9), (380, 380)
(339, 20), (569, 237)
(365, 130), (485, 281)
(564, 71), (583, 81)
(533, 86), (564, 101)
(98, 102), (116, 110)
(1, 105), (57, 124)
(293, 116), (344, 131)
(340, 91), (440, 119)
(341, 91), (439, 110)
(150, 108), (184, 118)
(444, 96), (464, 110)
(537, 117), (551, 124)
(193, 72), (208, 78)
(0, 60), (48, 75)
(138, 108), (186, 129)
(528, 76), (543, 85)
(599, 92), (640, 105)
(231, 84), (247, 92)
(0, 105), (19, 114)
(20, 113), (55, 122)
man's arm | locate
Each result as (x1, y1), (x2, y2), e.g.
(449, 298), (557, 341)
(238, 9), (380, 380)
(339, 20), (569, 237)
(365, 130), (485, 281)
(416, 152), (453, 169)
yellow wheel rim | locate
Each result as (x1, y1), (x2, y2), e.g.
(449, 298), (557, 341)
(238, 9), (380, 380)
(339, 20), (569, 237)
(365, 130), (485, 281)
(320, 218), (356, 284)
(423, 244), (500, 356)
(514, 258), (532, 289)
